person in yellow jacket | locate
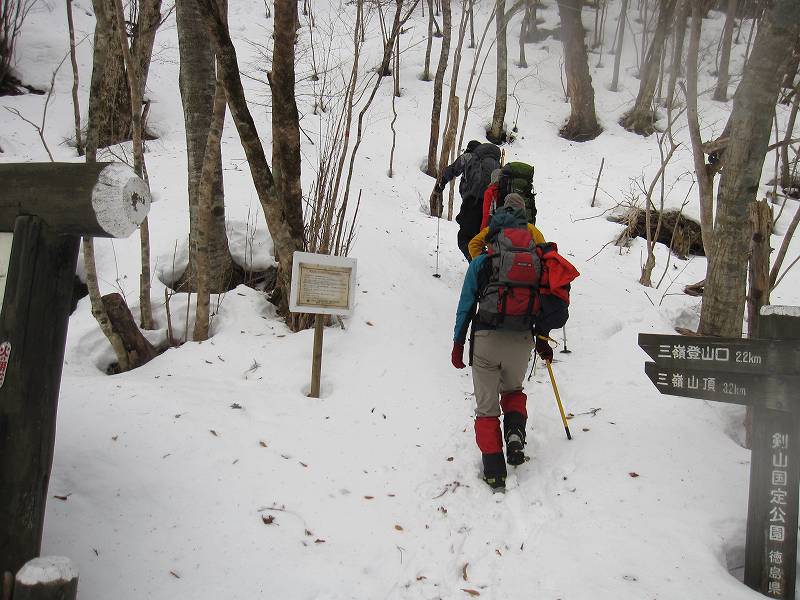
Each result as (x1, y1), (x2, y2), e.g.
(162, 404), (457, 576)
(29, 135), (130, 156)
(467, 193), (545, 259)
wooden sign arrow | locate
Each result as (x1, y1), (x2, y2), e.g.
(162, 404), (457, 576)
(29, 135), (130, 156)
(644, 362), (800, 411)
(638, 333), (800, 376)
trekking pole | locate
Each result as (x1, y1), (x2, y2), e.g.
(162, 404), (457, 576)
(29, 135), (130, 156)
(432, 194), (441, 278)
(560, 326), (571, 354)
(545, 360), (572, 440)
(526, 351), (537, 382)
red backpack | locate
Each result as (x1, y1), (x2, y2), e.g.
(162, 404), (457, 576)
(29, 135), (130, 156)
(477, 226), (578, 332)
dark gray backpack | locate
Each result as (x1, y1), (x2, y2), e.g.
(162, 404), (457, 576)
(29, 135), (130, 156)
(462, 143), (501, 203)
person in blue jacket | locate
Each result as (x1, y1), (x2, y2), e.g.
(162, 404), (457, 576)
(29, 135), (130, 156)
(451, 195), (553, 491)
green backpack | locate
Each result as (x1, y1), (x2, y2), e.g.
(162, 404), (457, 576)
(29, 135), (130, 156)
(498, 162), (537, 224)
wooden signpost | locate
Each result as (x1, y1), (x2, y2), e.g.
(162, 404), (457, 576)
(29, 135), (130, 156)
(289, 251), (357, 398)
(639, 306), (800, 599)
(0, 162), (150, 598)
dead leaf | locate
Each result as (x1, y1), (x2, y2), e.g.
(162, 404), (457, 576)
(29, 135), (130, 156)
(629, 472), (640, 478)
(387, 493), (396, 497)
(314, 538), (326, 544)
(305, 529), (313, 536)
(259, 441), (268, 448)
(495, 549), (502, 556)
(366, 321), (374, 326)
(446, 457), (454, 462)
(462, 563), (469, 581)
(230, 403), (242, 409)
(262, 515), (275, 525)
(582, 428), (590, 432)
(53, 494), (71, 501)
(364, 496), (374, 500)
(111, 435), (118, 441)
(416, 575), (427, 581)
(209, 429), (218, 437)
(299, 461), (308, 468)
(169, 571), (181, 579)
(394, 524), (404, 531)
(461, 589), (480, 597)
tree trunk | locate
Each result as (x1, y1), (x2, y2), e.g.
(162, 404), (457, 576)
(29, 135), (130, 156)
(663, 0), (688, 108)
(487, 0), (508, 143)
(271, 0), (307, 330)
(518, 2), (528, 68)
(610, 0), (628, 92)
(557, 0), (602, 141)
(131, 0), (162, 103)
(87, 0), (132, 148)
(176, 0), (238, 294)
(620, 0), (677, 135)
(111, 0), (154, 330)
(66, 0), (83, 156)
(712, 0), (737, 101)
(747, 199), (772, 338)
(196, 0), (304, 321)
(425, 0), (451, 176)
(422, 0), (434, 80)
(685, 1), (716, 261)
(699, 0), (800, 338)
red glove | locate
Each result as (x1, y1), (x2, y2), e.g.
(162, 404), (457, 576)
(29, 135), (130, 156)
(535, 336), (553, 362)
(451, 343), (466, 369)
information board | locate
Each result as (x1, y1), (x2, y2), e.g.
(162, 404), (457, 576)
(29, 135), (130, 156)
(289, 251), (357, 316)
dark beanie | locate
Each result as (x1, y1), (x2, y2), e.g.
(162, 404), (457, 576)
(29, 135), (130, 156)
(465, 140), (481, 153)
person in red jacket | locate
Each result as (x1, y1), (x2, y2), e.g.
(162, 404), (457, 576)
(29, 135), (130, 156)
(480, 169), (501, 230)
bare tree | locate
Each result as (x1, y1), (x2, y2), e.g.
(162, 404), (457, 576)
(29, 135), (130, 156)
(683, 1), (717, 262)
(176, 0), (238, 298)
(712, 0), (737, 102)
(699, 0), (800, 338)
(422, 0), (434, 80)
(0, 0), (37, 93)
(66, 0), (83, 155)
(609, 0), (628, 92)
(557, 0), (602, 141)
(487, 0), (508, 143)
(196, 0), (305, 322)
(662, 0), (688, 109)
(425, 0), (451, 176)
(620, 0), (678, 136)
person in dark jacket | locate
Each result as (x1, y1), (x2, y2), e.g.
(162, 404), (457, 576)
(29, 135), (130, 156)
(433, 141), (500, 261)
(450, 195), (554, 492)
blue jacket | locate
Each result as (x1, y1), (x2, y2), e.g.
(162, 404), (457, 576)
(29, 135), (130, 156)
(453, 254), (488, 344)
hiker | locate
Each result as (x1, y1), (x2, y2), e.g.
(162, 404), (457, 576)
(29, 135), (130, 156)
(433, 141), (501, 261)
(451, 195), (577, 492)
(481, 161), (536, 230)
(469, 193), (543, 259)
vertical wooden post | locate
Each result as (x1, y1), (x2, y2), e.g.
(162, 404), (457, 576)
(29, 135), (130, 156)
(744, 309), (800, 599)
(309, 314), (324, 398)
(0, 217), (80, 581)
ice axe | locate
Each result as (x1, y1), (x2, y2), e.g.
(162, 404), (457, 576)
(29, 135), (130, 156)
(545, 359), (572, 441)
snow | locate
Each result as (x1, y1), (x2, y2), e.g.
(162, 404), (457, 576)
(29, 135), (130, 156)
(1, 1), (799, 599)
(16, 556), (78, 586)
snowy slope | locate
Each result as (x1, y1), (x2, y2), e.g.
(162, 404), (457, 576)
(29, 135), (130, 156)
(3, 1), (799, 598)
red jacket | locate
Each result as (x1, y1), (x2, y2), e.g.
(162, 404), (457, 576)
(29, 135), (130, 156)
(481, 183), (500, 229)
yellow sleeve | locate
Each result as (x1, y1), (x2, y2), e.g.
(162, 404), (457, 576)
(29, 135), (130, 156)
(528, 224), (546, 245)
(468, 228), (489, 258)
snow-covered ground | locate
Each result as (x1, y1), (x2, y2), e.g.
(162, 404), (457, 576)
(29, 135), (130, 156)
(3, 0), (800, 598)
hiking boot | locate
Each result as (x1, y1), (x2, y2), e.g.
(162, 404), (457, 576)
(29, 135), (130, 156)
(483, 474), (506, 492)
(506, 432), (525, 466)
(503, 411), (527, 466)
(482, 452), (507, 492)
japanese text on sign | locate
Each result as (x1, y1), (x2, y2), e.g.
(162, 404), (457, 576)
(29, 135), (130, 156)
(655, 370), (747, 397)
(0, 340), (10, 389)
(657, 343), (764, 366)
(766, 431), (790, 597)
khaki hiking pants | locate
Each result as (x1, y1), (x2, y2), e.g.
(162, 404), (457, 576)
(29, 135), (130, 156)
(471, 329), (535, 417)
